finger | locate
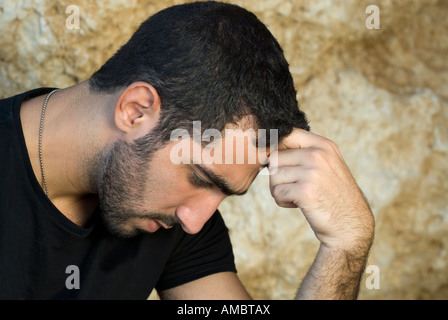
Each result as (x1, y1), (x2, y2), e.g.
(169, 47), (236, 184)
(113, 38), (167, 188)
(270, 182), (300, 208)
(269, 148), (316, 170)
(279, 128), (328, 150)
(270, 147), (330, 173)
(269, 165), (303, 187)
(268, 149), (297, 169)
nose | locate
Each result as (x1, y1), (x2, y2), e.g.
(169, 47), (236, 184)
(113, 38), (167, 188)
(175, 195), (224, 234)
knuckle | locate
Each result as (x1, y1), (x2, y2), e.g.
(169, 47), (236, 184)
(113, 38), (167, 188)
(309, 147), (327, 163)
(305, 167), (321, 182)
(269, 166), (286, 184)
(275, 166), (287, 180)
(322, 138), (341, 155)
(300, 180), (316, 199)
(272, 184), (289, 201)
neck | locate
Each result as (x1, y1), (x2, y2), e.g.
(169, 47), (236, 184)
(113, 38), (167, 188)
(20, 81), (117, 226)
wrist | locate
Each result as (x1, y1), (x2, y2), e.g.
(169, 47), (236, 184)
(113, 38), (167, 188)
(319, 207), (375, 256)
(318, 239), (372, 273)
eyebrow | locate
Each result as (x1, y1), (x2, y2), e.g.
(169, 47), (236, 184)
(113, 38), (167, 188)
(193, 164), (249, 196)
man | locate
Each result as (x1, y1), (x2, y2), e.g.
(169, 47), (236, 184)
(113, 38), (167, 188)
(0, 1), (374, 299)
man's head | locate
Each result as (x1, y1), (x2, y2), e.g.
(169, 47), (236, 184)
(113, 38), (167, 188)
(87, 1), (309, 237)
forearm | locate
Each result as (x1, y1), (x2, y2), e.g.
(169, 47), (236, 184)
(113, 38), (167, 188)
(270, 129), (375, 300)
(296, 243), (371, 300)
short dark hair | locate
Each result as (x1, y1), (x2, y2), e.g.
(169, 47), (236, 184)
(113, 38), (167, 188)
(89, 1), (309, 146)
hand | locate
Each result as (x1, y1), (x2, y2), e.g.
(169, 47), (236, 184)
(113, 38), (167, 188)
(268, 128), (374, 253)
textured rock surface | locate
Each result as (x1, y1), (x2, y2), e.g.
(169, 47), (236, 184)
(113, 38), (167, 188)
(1, 0), (447, 299)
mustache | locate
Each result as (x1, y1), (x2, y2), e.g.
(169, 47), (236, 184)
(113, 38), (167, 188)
(105, 209), (181, 229)
(137, 211), (181, 228)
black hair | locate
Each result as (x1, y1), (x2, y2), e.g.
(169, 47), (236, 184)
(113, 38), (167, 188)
(89, 1), (309, 147)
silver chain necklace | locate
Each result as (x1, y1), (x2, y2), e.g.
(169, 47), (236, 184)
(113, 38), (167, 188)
(38, 89), (60, 198)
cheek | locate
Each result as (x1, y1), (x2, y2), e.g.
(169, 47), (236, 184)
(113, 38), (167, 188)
(143, 167), (194, 208)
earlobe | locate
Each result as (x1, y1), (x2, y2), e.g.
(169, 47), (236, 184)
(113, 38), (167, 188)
(114, 82), (161, 137)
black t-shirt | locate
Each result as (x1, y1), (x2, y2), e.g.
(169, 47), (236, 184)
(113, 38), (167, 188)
(0, 88), (236, 299)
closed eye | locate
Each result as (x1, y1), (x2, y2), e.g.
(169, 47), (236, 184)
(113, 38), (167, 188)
(191, 172), (214, 189)
(188, 164), (248, 196)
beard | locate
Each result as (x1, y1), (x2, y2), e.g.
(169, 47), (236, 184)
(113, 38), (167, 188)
(92, 133), (179, 238)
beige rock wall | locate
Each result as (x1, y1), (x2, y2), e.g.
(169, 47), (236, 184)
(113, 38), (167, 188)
(1, 0), (447, 299)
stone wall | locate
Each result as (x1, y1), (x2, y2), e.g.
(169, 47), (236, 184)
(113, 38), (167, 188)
(1, 0), (447, 299)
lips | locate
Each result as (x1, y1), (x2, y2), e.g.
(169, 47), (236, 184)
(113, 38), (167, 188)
(140, 218), (176, 233)
(156, 220), (173, 229)
(140, 219), (162, 233)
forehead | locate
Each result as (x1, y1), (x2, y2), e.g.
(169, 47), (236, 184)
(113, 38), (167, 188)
(209, 128), (267, 193)
(170, 122), (271, 164)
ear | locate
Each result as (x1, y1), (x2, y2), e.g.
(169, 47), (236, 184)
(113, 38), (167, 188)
(114, 82), (161, 139)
